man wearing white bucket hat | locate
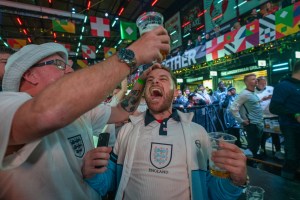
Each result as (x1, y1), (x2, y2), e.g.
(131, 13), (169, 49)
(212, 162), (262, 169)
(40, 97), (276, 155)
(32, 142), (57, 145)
(0, 26), (170, 199)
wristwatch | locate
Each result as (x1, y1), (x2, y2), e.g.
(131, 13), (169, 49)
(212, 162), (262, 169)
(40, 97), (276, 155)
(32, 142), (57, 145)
(117, 48), (138, 74)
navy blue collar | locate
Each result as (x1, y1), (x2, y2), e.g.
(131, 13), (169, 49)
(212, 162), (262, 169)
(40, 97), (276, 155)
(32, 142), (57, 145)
(144, 109), (180, 126)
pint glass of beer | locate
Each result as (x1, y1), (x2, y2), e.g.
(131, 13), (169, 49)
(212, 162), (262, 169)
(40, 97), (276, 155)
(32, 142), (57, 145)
(136, 12), (167, 60)
(208, 132), (237, 178)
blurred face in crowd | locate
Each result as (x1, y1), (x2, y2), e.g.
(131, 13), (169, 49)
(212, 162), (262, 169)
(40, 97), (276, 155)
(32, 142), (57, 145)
(177, 89), (182, 97)
(229, 88), (236, 95)
(0, 53), (11, 81)
(198, 85), (205, 92)
(145, 67), (175, 114)
(218, 81), (225, 90)
(185, 89), (190, 96)
(257, 78), (267, 90)
(244, 75), (257, 88)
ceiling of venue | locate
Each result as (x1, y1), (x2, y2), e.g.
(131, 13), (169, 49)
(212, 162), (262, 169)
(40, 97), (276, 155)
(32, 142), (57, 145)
(0, 0), (185, 60)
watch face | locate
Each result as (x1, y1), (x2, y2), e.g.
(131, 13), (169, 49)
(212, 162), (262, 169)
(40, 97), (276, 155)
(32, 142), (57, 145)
(121, 48), (134, 60)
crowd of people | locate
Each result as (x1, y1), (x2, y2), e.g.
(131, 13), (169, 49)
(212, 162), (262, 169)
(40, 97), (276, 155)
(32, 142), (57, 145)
(172, 66), (300, 180)
(0, 26), (250, 200)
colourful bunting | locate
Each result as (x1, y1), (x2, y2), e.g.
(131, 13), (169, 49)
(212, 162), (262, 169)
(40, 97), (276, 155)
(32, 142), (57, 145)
(59, 43), (71, 52)
(7, 38), (27, 49)
(120, 21), (137, 40)
(82, 45), (96, 59)
(276, 4), (295, 39)
(77, 60), (88, 68)
(104, 47), (116, 58)
(90, 16), (110, 37)
(52, 19), (75, 33)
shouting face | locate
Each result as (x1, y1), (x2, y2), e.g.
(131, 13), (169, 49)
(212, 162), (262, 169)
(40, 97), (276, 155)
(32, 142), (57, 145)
(145, 68), (175, 114)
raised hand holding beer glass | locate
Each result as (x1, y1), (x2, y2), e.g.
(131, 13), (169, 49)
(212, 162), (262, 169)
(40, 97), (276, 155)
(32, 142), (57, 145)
(136, 12), (167, 61)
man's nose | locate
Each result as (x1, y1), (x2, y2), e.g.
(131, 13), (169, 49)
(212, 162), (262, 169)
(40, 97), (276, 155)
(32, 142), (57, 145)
(65, 66), (74, 74)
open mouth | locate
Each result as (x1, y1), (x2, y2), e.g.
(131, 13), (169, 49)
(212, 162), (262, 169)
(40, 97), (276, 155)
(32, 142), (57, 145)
(150, 88), (163, 97)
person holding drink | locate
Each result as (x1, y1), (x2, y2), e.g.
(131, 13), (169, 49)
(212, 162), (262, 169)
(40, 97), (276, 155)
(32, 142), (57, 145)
(82, 62), (248, 199)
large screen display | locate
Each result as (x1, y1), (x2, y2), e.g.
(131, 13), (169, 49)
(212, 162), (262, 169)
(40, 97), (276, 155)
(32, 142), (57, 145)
(204, 0), (237, 32)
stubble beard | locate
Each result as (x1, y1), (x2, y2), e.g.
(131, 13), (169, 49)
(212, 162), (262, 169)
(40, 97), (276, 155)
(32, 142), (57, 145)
(145, 89), (174, 114)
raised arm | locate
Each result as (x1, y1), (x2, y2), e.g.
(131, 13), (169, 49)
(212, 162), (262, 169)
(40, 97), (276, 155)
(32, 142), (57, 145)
(8, 26), (170, 146)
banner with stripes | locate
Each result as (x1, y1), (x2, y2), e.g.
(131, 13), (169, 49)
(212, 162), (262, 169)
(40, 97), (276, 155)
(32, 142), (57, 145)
(206, 30), (236, 61)
(224, 20), (259, 55)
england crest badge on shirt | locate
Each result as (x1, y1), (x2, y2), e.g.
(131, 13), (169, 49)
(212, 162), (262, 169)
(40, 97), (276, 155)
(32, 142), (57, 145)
(68, 135), (85, 158)
(150, 142), (172, 169)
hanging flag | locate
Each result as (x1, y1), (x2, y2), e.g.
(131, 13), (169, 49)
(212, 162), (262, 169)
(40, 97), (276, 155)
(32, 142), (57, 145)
(259, 14), (276, 44)
(90, 16), (110, 37)
(120, 21), (137, 40)
(104, 47), (116, 58)
(275, 3), (300, 39)
(52, 19), (75, 33)
(59, 43), (71, 52)
(77, 60), (88, 68)
(7, 38), (27, 49)
(82, 45), (96, 59)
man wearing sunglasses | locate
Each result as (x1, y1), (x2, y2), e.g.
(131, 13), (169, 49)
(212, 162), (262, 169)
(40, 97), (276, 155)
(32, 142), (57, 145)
(0, 26), (170, 199)
(0, 46), (15, 91)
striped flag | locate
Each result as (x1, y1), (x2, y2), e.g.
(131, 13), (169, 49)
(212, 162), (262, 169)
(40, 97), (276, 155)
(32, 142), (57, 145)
(7, 38), (27, 49)
(104, 47), (116, 58)
(77, 60), (88, 68)
(52, 19), (75, 33)
(82, 45), (96, 59)
(90, 16), (110, 37)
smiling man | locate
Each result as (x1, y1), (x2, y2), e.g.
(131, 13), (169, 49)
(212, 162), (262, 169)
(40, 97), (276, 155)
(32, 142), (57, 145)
(82, 64), (247, 200)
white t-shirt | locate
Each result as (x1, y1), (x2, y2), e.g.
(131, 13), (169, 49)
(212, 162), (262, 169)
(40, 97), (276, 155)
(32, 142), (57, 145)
(124, 118), (190, 200)
(0, 92), (111, 200)
(255, 85), (277, 118)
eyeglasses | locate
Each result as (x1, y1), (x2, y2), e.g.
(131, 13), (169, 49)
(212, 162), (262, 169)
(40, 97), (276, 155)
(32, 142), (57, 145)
(32, 59), (68, 70)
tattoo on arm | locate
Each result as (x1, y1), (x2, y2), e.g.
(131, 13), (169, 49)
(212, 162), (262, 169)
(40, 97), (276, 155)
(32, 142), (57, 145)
(121, 90), (141, 113)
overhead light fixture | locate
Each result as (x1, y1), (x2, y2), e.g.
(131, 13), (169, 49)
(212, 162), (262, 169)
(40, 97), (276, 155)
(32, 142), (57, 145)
(115, 17), (119, 20)
(102, 38), (106, 43)
(172, 40), (178, 44)
(105, 13), (108, 17)
(295, 51), (300, 58)
(112, 20), (117, 27)
(272, 62), (288, 68)
(183, 33), (190, 38)
(170, 30), (176, 36)
(84, 16), (87, 23)
(258, 60), (266, 67)
(81, 27), (85, 33)
(272, 67), (289, 72)
(176, 78), (183, 83)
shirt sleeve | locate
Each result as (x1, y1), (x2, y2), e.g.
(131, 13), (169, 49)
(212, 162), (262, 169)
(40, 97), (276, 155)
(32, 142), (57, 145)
(230, 92), (247, 123)
(0, 92), (41, 170)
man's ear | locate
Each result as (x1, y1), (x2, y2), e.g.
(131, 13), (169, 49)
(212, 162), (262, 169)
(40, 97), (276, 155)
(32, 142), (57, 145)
(22, 69), (39, 85)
